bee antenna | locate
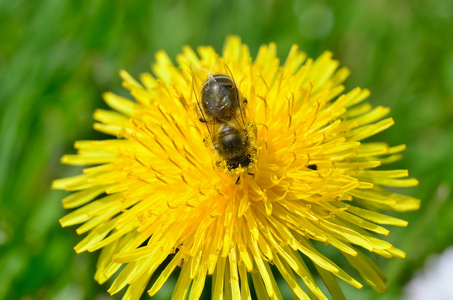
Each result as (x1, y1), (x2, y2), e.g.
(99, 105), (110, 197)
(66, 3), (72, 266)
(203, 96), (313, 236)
(200, 66), (213, 78)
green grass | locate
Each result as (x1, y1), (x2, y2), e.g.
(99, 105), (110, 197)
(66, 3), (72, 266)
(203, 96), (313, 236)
(0, 0), (452, 299)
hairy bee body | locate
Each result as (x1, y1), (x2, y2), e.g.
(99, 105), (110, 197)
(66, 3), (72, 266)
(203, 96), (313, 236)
(197, 73), (255, 172)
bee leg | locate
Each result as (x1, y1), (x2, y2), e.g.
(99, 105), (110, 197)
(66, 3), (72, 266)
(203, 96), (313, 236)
(235, 176), (241, 185)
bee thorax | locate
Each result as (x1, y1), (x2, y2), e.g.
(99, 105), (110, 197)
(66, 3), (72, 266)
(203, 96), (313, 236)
(216, 126), (249, 161)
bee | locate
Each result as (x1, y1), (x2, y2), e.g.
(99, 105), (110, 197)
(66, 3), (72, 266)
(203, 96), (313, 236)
(196, 73), (256, 174)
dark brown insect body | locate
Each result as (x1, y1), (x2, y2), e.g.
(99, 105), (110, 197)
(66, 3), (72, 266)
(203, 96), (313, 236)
(197, 73), (254, 171)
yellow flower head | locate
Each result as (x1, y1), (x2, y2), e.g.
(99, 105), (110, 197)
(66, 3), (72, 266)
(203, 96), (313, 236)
(53, 36), (420, 299)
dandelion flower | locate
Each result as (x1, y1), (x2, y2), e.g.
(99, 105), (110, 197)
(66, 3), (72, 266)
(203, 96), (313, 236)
(53, 36), (420, 299)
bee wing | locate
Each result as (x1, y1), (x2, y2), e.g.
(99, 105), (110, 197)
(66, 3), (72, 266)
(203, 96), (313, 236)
(192, 71), (218, 143)
(224, 65), (246, 126)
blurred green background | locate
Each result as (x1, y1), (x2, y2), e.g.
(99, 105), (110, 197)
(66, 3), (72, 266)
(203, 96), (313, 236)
(1, 0), (452, 299)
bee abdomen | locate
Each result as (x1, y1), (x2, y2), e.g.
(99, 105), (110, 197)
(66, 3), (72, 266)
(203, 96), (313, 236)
(201, 74), (239, 123)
